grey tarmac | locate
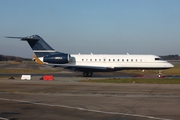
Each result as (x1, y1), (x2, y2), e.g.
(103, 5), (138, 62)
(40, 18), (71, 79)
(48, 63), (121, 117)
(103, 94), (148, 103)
(0, 77), (179, 120)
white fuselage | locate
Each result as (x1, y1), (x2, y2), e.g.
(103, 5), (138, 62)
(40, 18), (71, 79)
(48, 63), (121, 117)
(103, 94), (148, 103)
(43, 54), (173, 70)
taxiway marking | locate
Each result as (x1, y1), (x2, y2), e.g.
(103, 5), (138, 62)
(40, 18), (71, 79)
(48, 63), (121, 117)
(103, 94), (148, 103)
(0, 98), (172, 120)
(0, 117), (8, 120)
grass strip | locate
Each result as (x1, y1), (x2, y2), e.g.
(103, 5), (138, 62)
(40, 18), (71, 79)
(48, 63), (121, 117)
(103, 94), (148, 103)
(80, 78), (180, 84)
(0, 69), (60, 74)
(117, 64), (180, 76)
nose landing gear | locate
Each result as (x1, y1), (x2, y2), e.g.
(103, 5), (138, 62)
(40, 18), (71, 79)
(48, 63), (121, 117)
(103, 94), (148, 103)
(158, 70), (162, 78)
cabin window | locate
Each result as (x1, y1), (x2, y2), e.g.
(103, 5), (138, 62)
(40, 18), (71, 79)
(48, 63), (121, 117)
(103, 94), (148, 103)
(155, 58), (162, 60)
(82, 59), (84, 61)
(99, 59), (101, 61)
(90, 59), (92, 61)
(127, 59), (128, 62)
(136, 59), (138, 62)
(113, 59), (115, 62)
(122, 59), (124, 62)
(118, 59), (120, 62)
(109, 59), (111, 61)
(86, 59), (88, 61)
(95, 59), (97, 61)
(104, 59), (106, 61)
(131, 59), (133, 62)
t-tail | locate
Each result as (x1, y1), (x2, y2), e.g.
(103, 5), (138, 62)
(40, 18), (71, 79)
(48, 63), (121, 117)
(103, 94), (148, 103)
(6, 35), (71, 64)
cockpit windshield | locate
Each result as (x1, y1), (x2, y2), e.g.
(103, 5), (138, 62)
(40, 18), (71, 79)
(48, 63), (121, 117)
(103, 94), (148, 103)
(155, 58), (163, 60)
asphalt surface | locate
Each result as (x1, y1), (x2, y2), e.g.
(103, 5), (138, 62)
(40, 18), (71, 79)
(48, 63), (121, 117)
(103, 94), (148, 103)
(0, 63), (180, 120)
(0, 77), (180, 120)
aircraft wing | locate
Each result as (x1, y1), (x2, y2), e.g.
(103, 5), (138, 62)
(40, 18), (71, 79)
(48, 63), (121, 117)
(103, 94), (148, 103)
(47, 63), (114, 71)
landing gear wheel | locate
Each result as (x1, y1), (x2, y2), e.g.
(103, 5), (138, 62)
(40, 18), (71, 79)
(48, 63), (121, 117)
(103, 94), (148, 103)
(158, 74), (161, 78)
(83, 71), (93, 77)
(83, 72), (88, 77)
(88, 71), (93, 77)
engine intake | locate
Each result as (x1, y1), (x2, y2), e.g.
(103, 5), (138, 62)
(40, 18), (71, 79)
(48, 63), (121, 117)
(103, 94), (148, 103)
(44, 53), (71, 64)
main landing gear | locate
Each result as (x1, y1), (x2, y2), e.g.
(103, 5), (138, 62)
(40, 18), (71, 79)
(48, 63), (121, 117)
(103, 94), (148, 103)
(83, 71), (93, 77)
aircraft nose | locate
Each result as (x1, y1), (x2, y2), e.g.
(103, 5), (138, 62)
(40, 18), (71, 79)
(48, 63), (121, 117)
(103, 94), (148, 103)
(168, 63), (174, 68)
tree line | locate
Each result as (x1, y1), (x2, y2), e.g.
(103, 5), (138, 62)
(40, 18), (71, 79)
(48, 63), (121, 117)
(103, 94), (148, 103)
(0, 54), (30, 62)
(160, 55), (180, 60)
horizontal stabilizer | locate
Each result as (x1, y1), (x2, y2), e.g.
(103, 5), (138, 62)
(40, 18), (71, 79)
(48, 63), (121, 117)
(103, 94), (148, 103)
(5, 36), (24, 39)
(6, 36), (40, 41)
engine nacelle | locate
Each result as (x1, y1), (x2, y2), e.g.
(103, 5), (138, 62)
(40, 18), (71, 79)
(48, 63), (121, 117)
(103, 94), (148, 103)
(43, 53), (71, 64)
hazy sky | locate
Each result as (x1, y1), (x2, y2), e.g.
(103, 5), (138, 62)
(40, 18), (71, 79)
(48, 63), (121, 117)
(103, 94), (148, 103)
(1, 0), (180, 58)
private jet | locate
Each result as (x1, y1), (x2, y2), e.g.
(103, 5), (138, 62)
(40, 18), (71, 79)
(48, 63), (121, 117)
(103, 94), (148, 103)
(6, 35), (174, 77)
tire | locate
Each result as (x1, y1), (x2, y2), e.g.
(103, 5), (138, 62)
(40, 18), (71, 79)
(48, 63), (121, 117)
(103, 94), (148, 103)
(83, 71), (93, 77)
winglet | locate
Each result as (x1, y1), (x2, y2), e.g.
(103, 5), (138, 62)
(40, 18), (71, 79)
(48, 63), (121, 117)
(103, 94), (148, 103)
(33, 54), (44, 64)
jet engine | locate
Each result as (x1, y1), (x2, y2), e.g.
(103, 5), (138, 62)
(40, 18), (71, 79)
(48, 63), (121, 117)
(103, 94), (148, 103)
(43, 53), (71, 64)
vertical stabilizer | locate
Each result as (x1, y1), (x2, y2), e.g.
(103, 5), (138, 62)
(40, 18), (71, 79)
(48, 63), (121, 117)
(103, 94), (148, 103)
(23, 35), (59, 57)
(6, 35), (60, 57)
